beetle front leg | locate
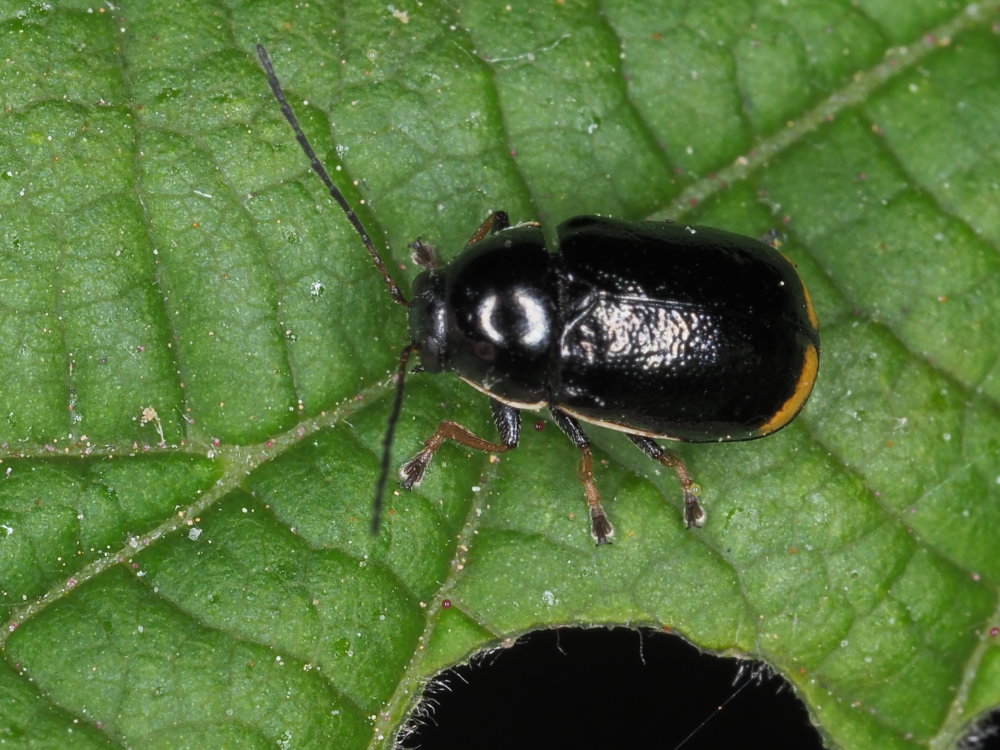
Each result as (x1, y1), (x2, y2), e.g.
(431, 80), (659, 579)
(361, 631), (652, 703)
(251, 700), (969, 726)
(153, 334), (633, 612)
(400, 399), (520, 489)
(548, 407), (614, 544)
(463, 210), (511, 247)
(411, 213), (514, 270)
(627, 434), (704, 528)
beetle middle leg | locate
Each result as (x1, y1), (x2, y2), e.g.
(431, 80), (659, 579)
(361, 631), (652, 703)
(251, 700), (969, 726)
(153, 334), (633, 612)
(548, 407), (614, 544)
(400, 398), (520, 489)
(627, 434), (705, 528)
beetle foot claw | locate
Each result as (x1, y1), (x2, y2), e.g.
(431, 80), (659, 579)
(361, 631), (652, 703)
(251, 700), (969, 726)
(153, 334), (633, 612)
(591, 511), (614, 544)
(400, 451), (432, 489)
(683, 491), (705, 528)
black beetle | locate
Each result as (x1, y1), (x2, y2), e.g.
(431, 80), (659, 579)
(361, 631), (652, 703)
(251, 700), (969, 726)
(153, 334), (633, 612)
(257, 46), (819, 543)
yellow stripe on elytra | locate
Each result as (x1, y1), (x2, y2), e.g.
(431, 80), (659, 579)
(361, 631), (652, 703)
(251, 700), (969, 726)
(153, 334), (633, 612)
(758, 343), (819, 436)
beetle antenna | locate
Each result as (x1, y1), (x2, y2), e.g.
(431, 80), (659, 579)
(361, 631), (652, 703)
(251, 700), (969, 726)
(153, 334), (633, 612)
(372, 344), (418, 534)
(256, 44), (411, 307)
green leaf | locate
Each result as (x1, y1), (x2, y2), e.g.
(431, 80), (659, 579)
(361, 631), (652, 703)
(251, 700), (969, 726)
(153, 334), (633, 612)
(1, 1), (997, 748)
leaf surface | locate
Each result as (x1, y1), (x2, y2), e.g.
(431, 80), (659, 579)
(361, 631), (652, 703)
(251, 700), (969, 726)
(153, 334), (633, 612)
(0, 2), (998, 748)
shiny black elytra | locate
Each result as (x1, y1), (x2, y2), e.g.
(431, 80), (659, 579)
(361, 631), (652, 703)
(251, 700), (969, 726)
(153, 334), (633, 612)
(257, 45), (820, 544)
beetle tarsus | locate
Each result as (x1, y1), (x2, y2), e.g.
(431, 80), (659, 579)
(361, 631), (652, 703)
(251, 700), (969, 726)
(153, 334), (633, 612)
(683, 490), (706, 528)
(591, 509), (614, 545)
(409, 238), (439, 269)
(400, 450), (432, 489)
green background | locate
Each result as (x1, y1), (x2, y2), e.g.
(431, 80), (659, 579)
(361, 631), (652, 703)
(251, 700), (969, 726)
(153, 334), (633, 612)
(0, 1), (998, 748)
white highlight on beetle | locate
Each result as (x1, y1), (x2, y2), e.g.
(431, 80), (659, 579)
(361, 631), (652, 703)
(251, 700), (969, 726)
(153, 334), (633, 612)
(476, 289), (549, 348)
(567, 299), (721, 371)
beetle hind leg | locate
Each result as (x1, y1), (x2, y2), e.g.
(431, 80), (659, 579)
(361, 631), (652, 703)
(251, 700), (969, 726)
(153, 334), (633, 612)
(548, 408), (614, 544)
(627, 434), (705, 528)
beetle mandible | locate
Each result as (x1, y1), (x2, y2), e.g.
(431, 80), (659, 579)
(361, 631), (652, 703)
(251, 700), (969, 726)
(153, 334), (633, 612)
(256, 45), (820, 544)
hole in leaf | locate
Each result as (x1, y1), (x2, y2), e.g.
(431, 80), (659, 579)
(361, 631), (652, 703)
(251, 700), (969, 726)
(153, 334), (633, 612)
(401, 627), (824, 748)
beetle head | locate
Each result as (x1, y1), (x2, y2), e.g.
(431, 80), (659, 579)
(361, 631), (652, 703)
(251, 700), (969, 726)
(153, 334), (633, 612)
(409, 269), (450, 373)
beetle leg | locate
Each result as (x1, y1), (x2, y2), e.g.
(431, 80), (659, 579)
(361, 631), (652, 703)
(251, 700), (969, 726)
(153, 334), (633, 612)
(548, 407), (614, 544)
(399, 398), (520, 489)
(626, 434), (705, 528)
(413, 209), (512, 266)
(489, 398), (521, 447)
(409, 238), (440, 269)
(464, 211), (511, 247)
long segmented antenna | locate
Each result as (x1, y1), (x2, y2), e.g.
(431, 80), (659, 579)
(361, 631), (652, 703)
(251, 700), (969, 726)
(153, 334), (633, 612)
(256, 44), (411, 308)
(372, 344), (418, 534)
(258, 44), (417, 535)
